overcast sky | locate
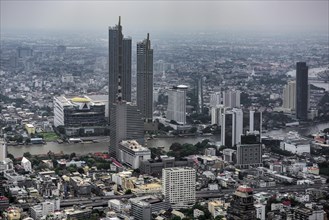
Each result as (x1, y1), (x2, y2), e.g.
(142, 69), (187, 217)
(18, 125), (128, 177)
(1, 1), (328, 34)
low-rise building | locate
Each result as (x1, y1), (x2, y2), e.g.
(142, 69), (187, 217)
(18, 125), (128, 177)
(130, 196), (170, 220)
(140, 156), (194, 176)
(118, 140), (151, 169)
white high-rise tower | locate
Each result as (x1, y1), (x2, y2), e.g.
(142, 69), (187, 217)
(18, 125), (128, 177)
(162, 167), (196, 209)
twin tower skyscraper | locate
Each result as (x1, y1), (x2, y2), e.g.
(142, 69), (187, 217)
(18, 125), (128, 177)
(108, 17), (153, 158)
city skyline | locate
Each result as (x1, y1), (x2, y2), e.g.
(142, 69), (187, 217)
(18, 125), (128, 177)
(1, 1), (328, 34)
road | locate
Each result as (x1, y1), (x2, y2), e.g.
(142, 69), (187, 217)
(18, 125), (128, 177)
(196, 183), (329, 198)
(17, 183), (329, 210)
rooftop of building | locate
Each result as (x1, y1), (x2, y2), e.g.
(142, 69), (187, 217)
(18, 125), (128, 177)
(55, 95), (105, 107)
(163, 167), (195, 172)
(237, 185), (253, 193)
(119, 140), (150, 152)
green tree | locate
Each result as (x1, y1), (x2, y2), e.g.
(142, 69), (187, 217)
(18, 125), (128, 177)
(70, 152), (76, 160)
(67, 165), (77, 173)
(57, 126), (66, 134)
(189, 127), (198, 134)
(23, 152), (32, 158)
(7, 153), (15, 161)
(125, 189), (132, 194)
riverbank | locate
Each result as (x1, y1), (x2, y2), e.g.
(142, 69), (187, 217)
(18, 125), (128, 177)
(7, 121), (329, 158)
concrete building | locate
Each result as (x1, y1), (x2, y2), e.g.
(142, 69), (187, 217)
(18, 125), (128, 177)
(211, 105), (225, 125)
(255, 204), (266, 220)
(24, 124), (35, 135)
(108, 199), (122, 212)
(223, 149), (236, 163)
(280, 132), (310, 155)
(109, 101), (144, 159)
(30, 200), (60, 220)
(205, 148), (216, 156)
(118, 140), (151, 169)
(137, 34), (153, 122)
(0, 139), (7, 162)
(294, 206), (325, 220)
(237, 144), (262, 169)
(227, 185), (256, 220)
(196, 77), (204, 114)
(70, 176), (92, 195)
(162, 167), (196, 209)
(21, 157), (32, 172)
(220, 108), (243, 147)
(53, 96), (107, 136)
(108, 16), (132, 120)
(281, 140), (310, 155)
(210, 92), (221, 108)
(140, 156), (194, 177)
(167, 85), (188, 125)
(249, 110), (262, 135)
(223, 90), (240, 108)
(283, 81), (296, 110)
(130, 196), (170, 220)
(296, 62), (309, 120)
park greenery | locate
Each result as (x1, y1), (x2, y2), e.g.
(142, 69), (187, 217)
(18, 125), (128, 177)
(167, 139), (217, 159)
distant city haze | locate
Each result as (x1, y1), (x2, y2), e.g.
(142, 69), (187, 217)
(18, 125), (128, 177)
(1, 1), (328, 34)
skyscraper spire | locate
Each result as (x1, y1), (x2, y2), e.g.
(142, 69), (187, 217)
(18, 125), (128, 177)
(118, 16), (121, 27)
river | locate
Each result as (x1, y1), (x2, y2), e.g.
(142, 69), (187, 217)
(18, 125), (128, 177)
(7, 122), (329, 158)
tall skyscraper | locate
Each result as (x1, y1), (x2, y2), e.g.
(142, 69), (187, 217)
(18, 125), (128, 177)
(167, 85), (188, 124)
(162, 167), (196, 209)
(221, 108), (243, 147)
(137, 34), (153, 122)
(108, 17), (132, 118)
(0, 138), (7, 162)
(196, 78), (204, 114)
(283, 81), (296, 110)
(209, 92), (222, 108)
(249, 110), (262, 135)
(109, 101), (144, 158)
(227, 185), (256, 220)
(223, 90), (241, 108)
(211, 105), (225, 125)
(296, 62), (308, 120)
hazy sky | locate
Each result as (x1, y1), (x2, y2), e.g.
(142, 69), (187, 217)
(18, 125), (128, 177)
(1, 1), (328, 33)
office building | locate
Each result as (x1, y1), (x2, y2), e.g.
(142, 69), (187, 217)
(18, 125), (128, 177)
(53, 96), (107, 136)
(167, 85), (188, 124)
(0, 139), (7, 162)
(108, 17), (132, 118)
(237, 144), (262, 169)
(211, 105), (225, 125)
(162, 167), (196, 209)
(30, 200), (60, 220)
(109, 101), (144, 158)
(220, 108), (243, 147)
(209, 92), (222, 108)
(196, 78), (204, 114)
(118, 140), (151, 169)
(223, 90), (240, 108)
(137, 34), (153, 122)
(130, 196), (170, 220)
(296, 62), (308, 120)
(140, 156), (194, 177)
(283, 81), (296, 110)
(223, 149), (236, 163)
(249, 110), (262, 134)
(227, 185), (256, 220)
